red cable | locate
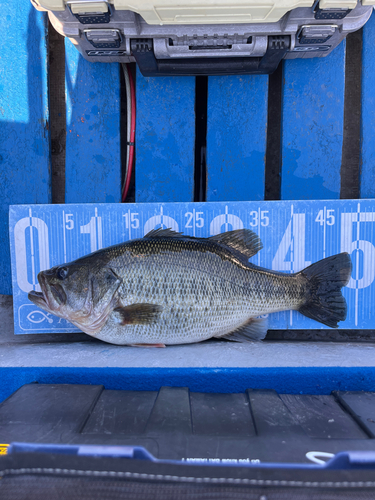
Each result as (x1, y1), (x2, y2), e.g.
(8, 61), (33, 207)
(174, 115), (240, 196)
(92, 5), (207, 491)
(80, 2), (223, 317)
(122, 65), (136, 202)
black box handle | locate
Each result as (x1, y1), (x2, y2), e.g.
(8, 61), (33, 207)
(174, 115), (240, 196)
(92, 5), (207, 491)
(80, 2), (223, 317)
(131, 36), (290, 76)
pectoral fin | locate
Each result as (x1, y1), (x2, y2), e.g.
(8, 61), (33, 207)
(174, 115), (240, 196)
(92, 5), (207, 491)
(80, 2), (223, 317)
(113, 304), (163, 326)
(218, 316), (269, 342)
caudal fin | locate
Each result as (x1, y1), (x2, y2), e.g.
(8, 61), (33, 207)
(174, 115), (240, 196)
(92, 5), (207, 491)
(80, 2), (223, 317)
(298, 253), (352, 328)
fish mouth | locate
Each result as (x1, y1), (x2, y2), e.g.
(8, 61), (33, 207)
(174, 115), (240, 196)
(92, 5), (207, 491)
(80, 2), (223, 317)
(28, 290), (48, 309)
(28, 272), (66, 311)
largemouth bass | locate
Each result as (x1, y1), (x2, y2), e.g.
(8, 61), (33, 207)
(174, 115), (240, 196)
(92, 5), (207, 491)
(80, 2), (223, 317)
(28, 228), (352, 346)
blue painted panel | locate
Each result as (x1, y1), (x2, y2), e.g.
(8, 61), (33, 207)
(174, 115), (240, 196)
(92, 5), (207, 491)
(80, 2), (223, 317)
(9, 199), (375, 333)
(206, 75), (268, 201)
(2, 367), (375, 404)
(281, 44), (346, 200)
(135, 68), (195, 202)
(65, 40), (121, 203)
(360, 12), (375, 199)
(0, 0), (51, 295)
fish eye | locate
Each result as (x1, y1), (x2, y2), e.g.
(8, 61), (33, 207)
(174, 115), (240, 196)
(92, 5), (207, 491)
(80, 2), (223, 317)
(57, 267), (68, 280)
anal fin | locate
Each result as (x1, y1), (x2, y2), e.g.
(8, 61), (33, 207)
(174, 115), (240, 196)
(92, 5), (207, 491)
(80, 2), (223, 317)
(218, 316), (269, 343)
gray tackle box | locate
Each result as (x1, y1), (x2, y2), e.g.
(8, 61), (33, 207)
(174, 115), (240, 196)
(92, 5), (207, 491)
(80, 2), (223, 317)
(32, 0), (374, 74)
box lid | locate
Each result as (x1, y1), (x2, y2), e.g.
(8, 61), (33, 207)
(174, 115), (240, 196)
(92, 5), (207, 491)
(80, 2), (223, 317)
(34, 0), (372, 24)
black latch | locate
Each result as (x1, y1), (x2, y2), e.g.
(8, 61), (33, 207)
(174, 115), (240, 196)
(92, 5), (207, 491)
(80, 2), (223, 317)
(297, 25), (336, 44)
(73, 11), (111, 24)
(314, 6), (351, 19)
(68, 2), (112, 24)
(84, 29), (122, 48)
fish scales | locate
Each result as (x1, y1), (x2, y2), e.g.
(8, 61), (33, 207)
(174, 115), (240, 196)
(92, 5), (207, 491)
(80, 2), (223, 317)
(28, 229), (352, 346)
(94, 237), (306, 345)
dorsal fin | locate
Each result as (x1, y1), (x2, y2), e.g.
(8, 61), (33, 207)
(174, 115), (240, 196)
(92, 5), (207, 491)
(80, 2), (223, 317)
(144, 228), (184, 238)
(209, 229), (263, 260)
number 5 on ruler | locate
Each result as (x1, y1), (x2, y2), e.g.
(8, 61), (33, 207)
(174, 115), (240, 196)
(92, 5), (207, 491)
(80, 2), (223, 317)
(341, 209), (375, 290)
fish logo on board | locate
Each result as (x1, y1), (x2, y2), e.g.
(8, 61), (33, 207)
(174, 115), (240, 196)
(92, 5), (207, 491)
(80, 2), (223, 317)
(27, 310), (53, 324)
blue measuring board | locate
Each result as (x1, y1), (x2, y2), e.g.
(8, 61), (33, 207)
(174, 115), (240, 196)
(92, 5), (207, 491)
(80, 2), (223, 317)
(9, 200), (375, 335)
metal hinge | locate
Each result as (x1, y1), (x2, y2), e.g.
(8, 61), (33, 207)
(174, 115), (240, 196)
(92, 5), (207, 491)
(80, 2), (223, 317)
(130, 38), (154, 53)
(268, 35), (290, 51)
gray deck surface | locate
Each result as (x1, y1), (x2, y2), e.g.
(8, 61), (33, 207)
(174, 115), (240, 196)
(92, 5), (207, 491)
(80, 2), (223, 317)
(1, 295), (375, 369)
